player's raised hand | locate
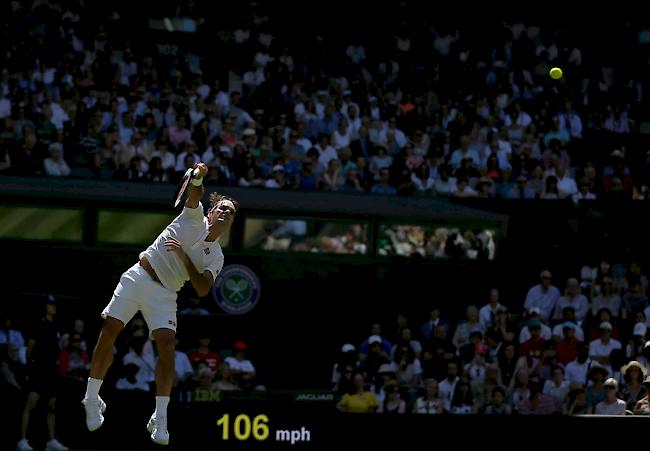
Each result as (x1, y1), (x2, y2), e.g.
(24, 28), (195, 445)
(192, 162), (208, 178)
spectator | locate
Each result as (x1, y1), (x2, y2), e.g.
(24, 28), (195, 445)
(619, 361), (647, 411)
(58, 333), (89, 381)
(563, 382), (592, 415)
(449, 377), (478, 414)
(565, 342), (594, 385)
(591, 277), (622, 319)
(478, 288), (502, 329)
(438, 360), (460, 412)
(43, 143), (71, 177)
(0, 313), (26, 356)
(412, 379), (444, 414)
(594, 378), (626, 415)
(188, 334), (221, 374)
(633, 375), (650, 414)
(589, 321), (622, 372)
(524, 270), (561, 323)
(484, 386), (512, 415)
(555, 322), (582, 366)
(214, 362), (240, 392)
(336, 372), (378, 413)
(179, 296), (210, 316)
(519, 308), (552, 343)
(332, 343), (359, 392)
(224, 341), (257, 387)
(517, 375), (556, 415)
(377, 381), (406, 414)
(543, 365), (571, 412)
(553, 278), (590, 323)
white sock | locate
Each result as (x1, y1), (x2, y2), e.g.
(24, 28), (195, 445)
(155, 396), (170, 418)
(85, 377), (103, 400)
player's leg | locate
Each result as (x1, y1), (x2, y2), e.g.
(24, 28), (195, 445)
(141, 295), (177, 446)
(152, 327), (176, 398)
(89, 316), (125, 379)
(84, 268), (140, 431)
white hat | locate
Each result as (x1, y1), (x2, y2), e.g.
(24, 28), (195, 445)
(242, 128), (256, 137)
(599, 321), (613, 331)
(378, 363), (394, 374)
(368, 335), (382, 345)
(272, 164), (285, 173)
(634, 323), (647, 336)
(562, 321), (577, 330)
(528, 307), (541, 316)
(341, 343), (355, 353)
(604, 377), (618, 388)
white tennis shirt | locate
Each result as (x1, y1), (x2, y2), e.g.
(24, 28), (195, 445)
(140, 202), (224, 292)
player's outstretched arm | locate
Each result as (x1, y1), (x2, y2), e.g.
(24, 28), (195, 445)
(185, 162), (209, 209)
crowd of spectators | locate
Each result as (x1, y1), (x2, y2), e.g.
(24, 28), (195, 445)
(334, 259), (650, 415)
(1, 2), (647, 201)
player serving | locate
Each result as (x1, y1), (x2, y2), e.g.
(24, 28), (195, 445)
(82, 162), (237, 445)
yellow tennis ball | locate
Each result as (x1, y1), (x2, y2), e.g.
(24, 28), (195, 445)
(549, 67), (563, 80)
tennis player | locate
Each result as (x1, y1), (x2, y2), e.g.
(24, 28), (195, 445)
(82, 162), (237, 445)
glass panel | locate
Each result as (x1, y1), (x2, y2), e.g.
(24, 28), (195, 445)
(0, 206), (82, 241)
(378, 224), (497, 260)
(244, 218), (367, 255)
(98, 210), (230, 247)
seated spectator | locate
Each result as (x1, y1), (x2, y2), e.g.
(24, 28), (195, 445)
(585, 365), (609, 408)
(519, 308), (552, 343)
(449, 377), (477, 414)
(619, 361), (647, 411)
(478, 288), (502, 330)
(0, 313), (26, 356)
(594, 378), (627, 415)
(43, 143), (71, 177)
(370, 168), (397, 195)
(116, 363), (150, 391)
(633, 375), (650, 414)
(551, 307), (585, 342)
(542, 365), (570, 412)
(556, 322), (583, 366)
(121, 333), (155, 392)
(332, 343), (360, 392)
(214, 362), (240, 391)
(563, 382), (592, 415)
(589, 321), (622, 372)
(172, 338), (193, 395)
(59, 318), (88, 352)
(452, 305), (484, 353)
(553, 278), (590, 324)
(224, 341), (257, 387)
(0, 343), (27, 391)
(412, 379), (444, 414)
(336, 372), (378, 413)
(179, 296), (210, 316)
(377, 381), (406, 414)
(524, 270), (561, 323)
(188, 334), (221, 373)
(58, 333), (89, 381)
(484, 386), (512, 415)
(517, 375), (556, 415)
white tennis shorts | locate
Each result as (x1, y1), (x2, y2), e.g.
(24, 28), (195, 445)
(102, 263), (178, 332)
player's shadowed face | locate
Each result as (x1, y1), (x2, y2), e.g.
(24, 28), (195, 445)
(208, 200), (235, 227)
